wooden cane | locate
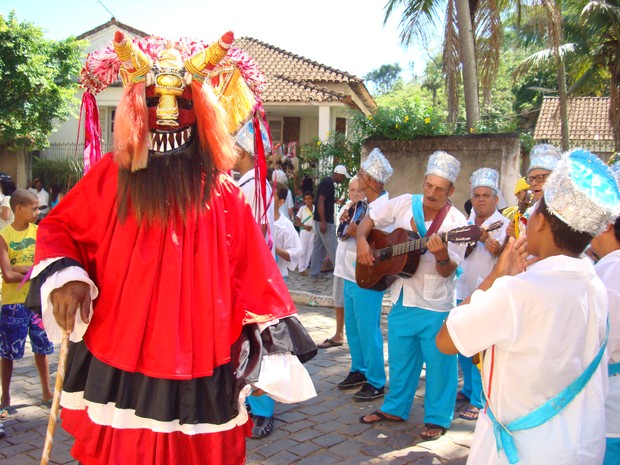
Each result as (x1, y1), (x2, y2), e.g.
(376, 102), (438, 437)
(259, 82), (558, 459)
(40, 330), (70, 465)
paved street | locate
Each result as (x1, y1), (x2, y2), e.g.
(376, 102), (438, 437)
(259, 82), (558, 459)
(2, 271), (474, 464)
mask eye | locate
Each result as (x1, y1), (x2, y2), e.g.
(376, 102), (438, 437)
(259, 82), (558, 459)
(177, 98), (193, 110)
(147, 97), (159, 108)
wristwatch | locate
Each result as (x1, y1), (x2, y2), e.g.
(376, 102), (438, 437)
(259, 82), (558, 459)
(436, 258), (450, 266)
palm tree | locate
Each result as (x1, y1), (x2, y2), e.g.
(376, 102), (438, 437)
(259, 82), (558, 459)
(384, 0), (503, 130)
(577, 0), (620, 150)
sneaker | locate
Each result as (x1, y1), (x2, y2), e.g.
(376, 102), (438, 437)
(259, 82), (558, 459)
(353, 383), (385, 402)
(337, 371), (367, 390)
(250, 415), (274, 439)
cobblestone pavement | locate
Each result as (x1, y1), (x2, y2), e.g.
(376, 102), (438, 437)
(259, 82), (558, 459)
(2, 270), (474, 464)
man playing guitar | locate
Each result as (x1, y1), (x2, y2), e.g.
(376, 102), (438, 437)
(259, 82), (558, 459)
(356, 151), (467, 441)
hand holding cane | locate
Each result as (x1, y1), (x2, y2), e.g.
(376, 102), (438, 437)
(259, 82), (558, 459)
(40, 281), (91, 465)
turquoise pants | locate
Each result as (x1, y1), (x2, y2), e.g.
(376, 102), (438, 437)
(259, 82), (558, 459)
(380, 294), (457, 426)
(604, 437), (620, 465)
(247, 394), (275, 418)
(343, 279), (386, 389)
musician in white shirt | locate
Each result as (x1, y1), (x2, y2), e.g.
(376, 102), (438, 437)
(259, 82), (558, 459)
(437, 149), (619, 464)
(455, 168), (509, 421)
(333, 149), (393, 401)
(357, 151), (467, 440)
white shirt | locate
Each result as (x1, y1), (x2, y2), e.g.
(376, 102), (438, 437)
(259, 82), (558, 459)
(29, 187), (49, 213)
(448, 255), (608, 464)
(456, 209), (509, 301)
(595, 249), (620, 437)
(369, 194), (468, 311)
(334, 193), (391, 283)
(296, 204), (314, 230)
(274, 214), (302, 278)
(237, 170), (274, 254)
(279, 190), (294, 221)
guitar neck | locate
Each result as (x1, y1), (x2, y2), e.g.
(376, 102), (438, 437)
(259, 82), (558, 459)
(387, 231), (448, 258)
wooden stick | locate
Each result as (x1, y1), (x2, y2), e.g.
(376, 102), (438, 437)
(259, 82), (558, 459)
(40, 331), (70, 465)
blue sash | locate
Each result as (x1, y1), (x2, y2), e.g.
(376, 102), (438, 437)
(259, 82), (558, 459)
(486, 323), (609, 464)
(411, 195), (462, 278)
(610, 362), (620, 377)
(411, 194), (427, 236)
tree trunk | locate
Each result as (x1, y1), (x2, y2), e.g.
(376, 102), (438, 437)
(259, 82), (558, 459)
(455, 0), (480, 132)
(611, 62), (620, 153)
(557, 59), (570, 151)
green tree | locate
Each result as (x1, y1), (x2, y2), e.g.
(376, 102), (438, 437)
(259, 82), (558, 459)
(576, 0), (620, 150)
(0, 12), (86, 151)
(364, 63), (403, 95)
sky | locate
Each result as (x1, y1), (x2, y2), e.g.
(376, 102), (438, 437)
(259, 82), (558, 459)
(1, 0), (437, 80)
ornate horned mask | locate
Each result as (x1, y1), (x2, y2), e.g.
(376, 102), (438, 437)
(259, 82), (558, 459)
(79, 30), (265, 172)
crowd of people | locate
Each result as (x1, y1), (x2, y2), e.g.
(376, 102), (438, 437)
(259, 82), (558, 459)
(0, 26), (618, 465)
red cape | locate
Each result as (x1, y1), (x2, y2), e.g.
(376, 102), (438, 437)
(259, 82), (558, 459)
(35, 154), (296, 379)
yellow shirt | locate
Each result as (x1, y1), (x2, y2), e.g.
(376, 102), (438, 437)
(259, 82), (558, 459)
(0, 223), (37, 304)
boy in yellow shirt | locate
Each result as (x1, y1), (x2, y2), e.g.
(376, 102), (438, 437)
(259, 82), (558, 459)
(0, 189), (53, 420)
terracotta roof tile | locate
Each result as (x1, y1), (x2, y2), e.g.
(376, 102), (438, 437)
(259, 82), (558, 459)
(233, 37), (375, 111)
(534, 96), (613, 143)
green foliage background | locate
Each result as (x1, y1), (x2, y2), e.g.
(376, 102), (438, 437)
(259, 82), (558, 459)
(0, 12), (86, 150)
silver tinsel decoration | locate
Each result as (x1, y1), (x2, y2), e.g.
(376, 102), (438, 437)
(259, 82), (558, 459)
(528, 144), (562, 173)
(235, 119), (271, 157)
(470, 167), (500, 194)
(426, 151), (460, 183)
(544, 148), (620, 235)
(361, 148), (393, 183)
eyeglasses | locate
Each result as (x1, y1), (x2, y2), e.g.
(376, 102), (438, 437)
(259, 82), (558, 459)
(527, 173), (550, 184)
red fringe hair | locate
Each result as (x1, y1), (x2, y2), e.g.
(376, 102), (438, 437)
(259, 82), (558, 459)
(113, 82), (149, 171)
(191, 80), (236, 171)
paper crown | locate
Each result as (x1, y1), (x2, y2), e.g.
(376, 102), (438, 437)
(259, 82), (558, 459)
(470, 168), (499, 193)
(426, 151), (460, 184)
(235, 117), (271, 157)
(514, 177), (530, 195)
(361, 148), (393, 184)
(544, 148), (620, 235)
(528, 144), (562, 173)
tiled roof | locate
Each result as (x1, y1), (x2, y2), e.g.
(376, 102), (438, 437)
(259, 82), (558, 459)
(233, 37), (376, 112)
(534, 96), (612, 142)
(76, 17), (150, 41)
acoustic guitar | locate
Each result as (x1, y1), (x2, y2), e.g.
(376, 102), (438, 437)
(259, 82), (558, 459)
(356, 221), (504, 291)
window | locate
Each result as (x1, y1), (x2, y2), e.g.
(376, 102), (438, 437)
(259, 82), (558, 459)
(268, 118), (283, 145)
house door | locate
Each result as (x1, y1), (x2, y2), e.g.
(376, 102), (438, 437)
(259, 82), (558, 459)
(283, 117), (300, 145)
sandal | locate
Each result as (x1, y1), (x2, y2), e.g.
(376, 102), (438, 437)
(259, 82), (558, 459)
(420, 423), (447, 441)
(0, 408), (8, 420)
(459, 404), (480, 421)
(359, 410), (404, 424)
(317, 338), (344, 349)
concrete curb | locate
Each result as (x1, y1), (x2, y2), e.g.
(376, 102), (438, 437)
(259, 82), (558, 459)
(290, 290), (392, 314)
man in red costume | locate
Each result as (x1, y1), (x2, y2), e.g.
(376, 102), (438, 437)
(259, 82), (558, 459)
(27, 31), (317, 465)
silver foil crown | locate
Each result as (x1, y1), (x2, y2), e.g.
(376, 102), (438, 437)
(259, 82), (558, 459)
(470, 167), (499, 194)
(361, 148), (393, 184)
(609, 160), (620, 187)
(426, 151), (460, 184)
(234, 118), (271, 157)
(544, 148), (620, 235)
(528, 144), (562, 173)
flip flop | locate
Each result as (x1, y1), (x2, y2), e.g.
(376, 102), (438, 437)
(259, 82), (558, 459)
(0, 408), (9, 420)
(420, 423), (447, 441)
(317, 338), (343, 349)
(359, 410), (404, 424)
(459, 404), (480, 421)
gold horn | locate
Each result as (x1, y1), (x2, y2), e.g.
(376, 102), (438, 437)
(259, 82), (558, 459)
(113, 30), (152, 86)
(185, 31), (234, 82)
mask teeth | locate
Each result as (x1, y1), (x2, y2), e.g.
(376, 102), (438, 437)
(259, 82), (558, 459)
(169, 133), (176, 150)
(176, 131), (183, 148)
